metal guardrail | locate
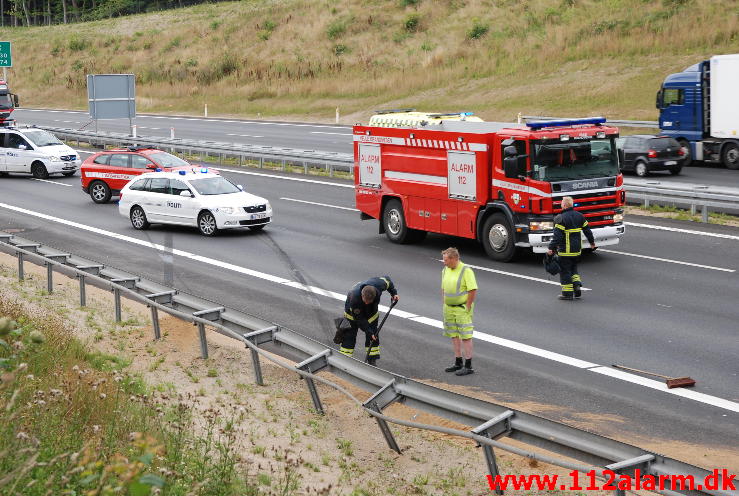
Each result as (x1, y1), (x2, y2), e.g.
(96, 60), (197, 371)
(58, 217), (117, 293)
(522, 116), (659, 128)
(41, 126), (354, 177)
(0, 233), (734, 496)
(625, 181), (739, 220)
(44, 126), (739, 216)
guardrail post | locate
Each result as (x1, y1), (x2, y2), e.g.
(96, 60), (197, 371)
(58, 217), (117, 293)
(644, 196), (650, 208)
(76, 265), (103, 307)
(44, 254), (69, 294)
(192, 307), (225, 359)
(145, 291), (176, 340)
(605, 454), (654, 496)
(14, 243), (40, 282)
(17, 251), (24, 281)
(363, 379), (403, 453)
(295, 350), (331, 415)
(259, 157), (264, 168)
(242, 326), (278, 386)
(472, 410), (515, 495)
(701, 204), (709, 223)
(110, 278), (138, 322)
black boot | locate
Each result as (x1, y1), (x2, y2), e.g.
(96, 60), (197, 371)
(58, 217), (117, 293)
(455, 359), (474, 376)
(445, 357), (463, 372)
(367, 356), (378, 367)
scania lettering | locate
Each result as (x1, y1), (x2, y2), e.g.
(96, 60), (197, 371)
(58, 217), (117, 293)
(353, 116), (626, 262)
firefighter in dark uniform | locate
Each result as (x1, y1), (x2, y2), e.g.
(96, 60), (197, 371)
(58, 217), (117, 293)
(341, 276), (399, 365)
(548, 196), (597, 300)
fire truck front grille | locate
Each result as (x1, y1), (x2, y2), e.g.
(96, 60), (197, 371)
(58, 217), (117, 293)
(554, 190), (621, 226)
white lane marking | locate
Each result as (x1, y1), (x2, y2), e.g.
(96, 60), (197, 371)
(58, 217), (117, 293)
(443, 260), (590, 290)
(32, 179), (73, 187)
(626, 221), (739, 241)
(311, 131), (353, 136)
(215, 168), (354, 188)
(280, 197), (357, 211)
(1, 201), (737, 413)
(598, 249), (734, 273)
(590, 367), (739, 413)
(226, 133), (264, 138)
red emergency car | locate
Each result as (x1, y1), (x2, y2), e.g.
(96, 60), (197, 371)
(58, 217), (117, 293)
(81, 147), (213, 203)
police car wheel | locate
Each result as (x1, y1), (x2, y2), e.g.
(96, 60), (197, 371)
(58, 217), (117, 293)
(198, 211), (218, 236)
(90, 181), (112, 204)
(482, 213), (516, 262)
(31, 162), (49, 180)
(130, 206), (150, 230)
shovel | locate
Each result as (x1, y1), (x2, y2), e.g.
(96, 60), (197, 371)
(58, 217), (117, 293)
(612, 364), (696, 389)
(365, 299), (398, 364)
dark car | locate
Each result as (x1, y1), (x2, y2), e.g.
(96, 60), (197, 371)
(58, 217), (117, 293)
(615, 135), (685, 177)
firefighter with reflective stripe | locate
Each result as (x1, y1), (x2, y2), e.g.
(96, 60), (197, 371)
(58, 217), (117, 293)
(441, 247), (478, 376)
(341, 276), (399, 365)
(548, 196), (596, 300)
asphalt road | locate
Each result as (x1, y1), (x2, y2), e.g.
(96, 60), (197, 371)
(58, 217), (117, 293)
(13, 108), (739, 190)
(0, 166), (737, 461)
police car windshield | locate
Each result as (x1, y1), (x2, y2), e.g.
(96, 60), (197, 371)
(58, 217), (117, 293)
(189, 176), (240, 195)
(530, 138), (619, 182)
(23, 130), (63, 147)
(149, 152), (189, 168)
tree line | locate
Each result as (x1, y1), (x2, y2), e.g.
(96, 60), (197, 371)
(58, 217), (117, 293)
(0, 0), (229, 26)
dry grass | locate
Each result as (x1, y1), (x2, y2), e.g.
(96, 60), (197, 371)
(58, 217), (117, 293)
(2, 0), (738, 122)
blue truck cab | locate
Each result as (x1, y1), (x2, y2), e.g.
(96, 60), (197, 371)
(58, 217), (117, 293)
(656, 55), (739, 170)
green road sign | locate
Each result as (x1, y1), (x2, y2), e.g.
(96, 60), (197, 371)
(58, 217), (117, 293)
(0, 42), (11, 68)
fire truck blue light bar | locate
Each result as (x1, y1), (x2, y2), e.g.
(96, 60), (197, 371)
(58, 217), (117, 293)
(526, 117), (607, 130)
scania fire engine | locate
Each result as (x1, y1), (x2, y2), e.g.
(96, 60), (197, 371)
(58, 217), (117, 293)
(353, 116), (626, 262)
(0, 80), (19, 127)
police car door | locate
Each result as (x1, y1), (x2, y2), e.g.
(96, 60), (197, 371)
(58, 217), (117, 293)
(5, 132), (32, 173)
(0, 132), (7, 172)
(166, 179), (197, 225)
(145, 178), (170, 222)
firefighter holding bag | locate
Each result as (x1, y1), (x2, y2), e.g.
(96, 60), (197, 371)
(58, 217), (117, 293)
(339, 276), (399, 365)
(548, 196), (596, 300)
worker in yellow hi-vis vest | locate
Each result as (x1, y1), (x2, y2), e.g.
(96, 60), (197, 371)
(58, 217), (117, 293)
(441, 247), (478, 376)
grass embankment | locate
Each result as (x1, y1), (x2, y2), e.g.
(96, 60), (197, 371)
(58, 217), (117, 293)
(0, 302), (253, 494)
(2, 0), (738, 122)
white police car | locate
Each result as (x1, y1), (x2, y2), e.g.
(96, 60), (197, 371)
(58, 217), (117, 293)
(0, 127), (80, 178)
(118, 169), (272, 236)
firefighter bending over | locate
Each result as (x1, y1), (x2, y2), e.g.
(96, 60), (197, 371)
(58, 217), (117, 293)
(342, 276), (399, 365)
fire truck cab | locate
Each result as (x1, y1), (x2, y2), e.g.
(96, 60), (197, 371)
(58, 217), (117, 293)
(0, 80), (19, 127)
(353, 117), (626, 262)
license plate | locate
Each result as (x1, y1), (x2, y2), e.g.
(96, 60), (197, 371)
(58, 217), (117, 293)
(665, 160), (677, 166)
(251, 213), (267, 220)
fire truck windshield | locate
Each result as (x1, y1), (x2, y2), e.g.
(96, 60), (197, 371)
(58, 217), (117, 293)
(530, 138), (618, 181)
(0, 94), (12, 110)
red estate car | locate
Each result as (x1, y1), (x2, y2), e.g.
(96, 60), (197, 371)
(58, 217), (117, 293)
(81, 147), (213, 203)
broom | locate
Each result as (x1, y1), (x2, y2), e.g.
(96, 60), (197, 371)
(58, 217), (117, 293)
(612, 364), (696, 389)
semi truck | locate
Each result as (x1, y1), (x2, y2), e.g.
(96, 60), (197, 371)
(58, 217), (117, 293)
(656, 53), (739, 169)
(353, 115), (626, 262)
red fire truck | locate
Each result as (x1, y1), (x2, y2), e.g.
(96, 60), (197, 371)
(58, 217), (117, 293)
(353, 117), (626, 262)
(0, 80), (19, 127)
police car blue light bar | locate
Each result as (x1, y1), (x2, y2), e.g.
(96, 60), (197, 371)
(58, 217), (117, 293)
(155, 168), (162, 172)
(526, 117), (607, 130)
(179, 170), (186, 175)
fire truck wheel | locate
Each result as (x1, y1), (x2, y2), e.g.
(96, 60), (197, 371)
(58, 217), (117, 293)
(482, 213), (516, 262)
(89, 181), (112, 204)
(383, 199), (421, 244)
(31, 162), (49, 179)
